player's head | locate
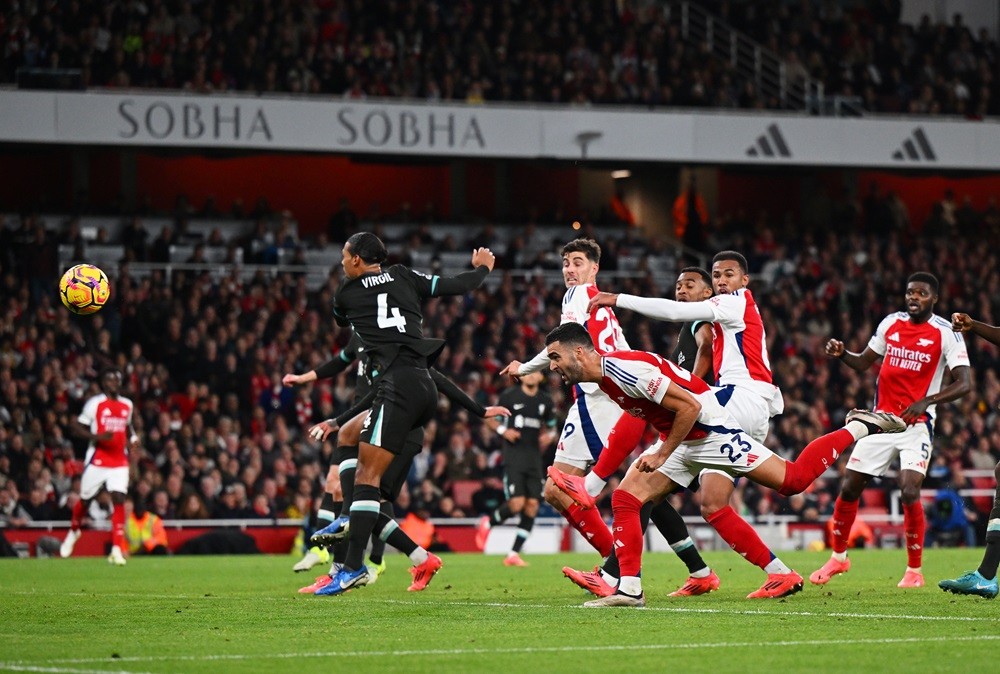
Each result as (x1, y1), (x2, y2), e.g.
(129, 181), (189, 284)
(711, 250), (749, 294)
(905, 271), (939, 320)
(99, 367), (122, 397)
(545, 322), (598, 385)
(561, 238), (601, 288)
(675, 267), (713, 303)
(342, 232), (388, 279)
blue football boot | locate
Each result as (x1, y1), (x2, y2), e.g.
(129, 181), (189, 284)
(310, 516), (350, 547)
(938, 570), (998, 599)
(314, 565), (370, 596)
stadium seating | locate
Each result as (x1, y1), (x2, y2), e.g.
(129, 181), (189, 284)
(2, 1), (995, 116)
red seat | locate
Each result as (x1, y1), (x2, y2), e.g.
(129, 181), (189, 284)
(860, 488), (887, 510)
(969, 477), (997, 515)
(451, 480), (481, 511)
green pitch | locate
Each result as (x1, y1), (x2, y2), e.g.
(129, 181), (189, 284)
(2, 549), (997, 673)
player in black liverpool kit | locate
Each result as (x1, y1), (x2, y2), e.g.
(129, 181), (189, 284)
(316, 231), (495, 595)
(475, 371), (557, 565)
(292, 332), (511, 593)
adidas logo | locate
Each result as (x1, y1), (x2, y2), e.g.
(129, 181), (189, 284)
(745, 124), (791, 158)
(892, 127), (936, 161)
(888, 333), (900, 342)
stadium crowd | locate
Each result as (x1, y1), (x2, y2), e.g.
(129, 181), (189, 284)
(1, 185), (999, 545)
(1, 0), (996, 117)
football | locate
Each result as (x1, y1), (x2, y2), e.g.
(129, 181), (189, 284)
(59, 264), (111, 315)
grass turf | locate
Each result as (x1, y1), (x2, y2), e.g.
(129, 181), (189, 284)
(1, 548), (998, 673)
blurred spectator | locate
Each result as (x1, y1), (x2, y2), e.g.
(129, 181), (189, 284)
(672, 176), (710, 250)
(3, 1), (995, 116)
(124, 497), (169, 555)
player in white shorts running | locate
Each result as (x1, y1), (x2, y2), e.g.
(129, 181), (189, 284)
(544, 322), (905, 606)
(60, 368), (140, 565)
(501, 238), (646, 560)
(811, 272), (970, 589)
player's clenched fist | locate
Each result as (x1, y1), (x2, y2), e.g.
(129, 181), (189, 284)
(825, 339), (845, 358)
(952, 312), (973, 332)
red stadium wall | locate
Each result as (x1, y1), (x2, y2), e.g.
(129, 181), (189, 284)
(134, 154), (452, 235)
(5, 525), (299, 556)
(0, 147), (74, 209)
(858, 171), (1000, 228)
(716, 169), (804, 223)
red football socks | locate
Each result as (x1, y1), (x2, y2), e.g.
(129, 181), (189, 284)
(829, 497), (859, 554)
(610, 490), (644, 577)
(779, 429), (854, 495)
(706, 505), (773, 569)
(70, 498), (85, 531)
(902, 501), (925, 568)
(111, 502), (126, 550)
(565, 502), (613, 557)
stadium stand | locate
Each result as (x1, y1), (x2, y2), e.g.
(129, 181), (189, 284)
(1, 1), (998, 557)
(2, 1), (996, 116)
(1, 187), (998, 545)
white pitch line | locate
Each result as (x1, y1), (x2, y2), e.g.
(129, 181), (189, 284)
(32, 635), (1000, 665)
(370, 597), (1000, 622)
(0, 663), (151, 674)
(9, 593), (998, 622)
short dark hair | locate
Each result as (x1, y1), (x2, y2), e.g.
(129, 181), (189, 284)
(346, 232), (388, 264)
(907, 271), (939, 294)
(712, 250), (748, 274)
(545, 322), (593, 348)
(99, 367), (122, 390)
(679, 266), (712, 288)
(561, 238), (601, 264)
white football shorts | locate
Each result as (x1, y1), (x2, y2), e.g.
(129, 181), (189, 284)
(80, 465), (130, 500)
(646, 426), (776, 488)
(846, 423), (932, 477)
(553, 386), (623, 470)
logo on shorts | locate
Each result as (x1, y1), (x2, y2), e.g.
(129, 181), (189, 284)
(746, 453), (759, 466)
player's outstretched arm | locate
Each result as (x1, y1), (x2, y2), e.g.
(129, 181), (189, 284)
(308, 389), (377, 442)
(609, 293), (715, 323)
(428, 248), (495, 296)
(825, 338), (880, 372)
(953, 312), (1000, 346)
(282, 371), (317, 386)
(429, 368), (492, 417)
